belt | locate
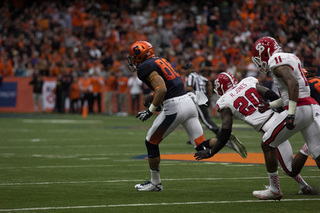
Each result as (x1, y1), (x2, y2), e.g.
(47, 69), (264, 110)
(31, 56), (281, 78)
(163, 94), (189, 104)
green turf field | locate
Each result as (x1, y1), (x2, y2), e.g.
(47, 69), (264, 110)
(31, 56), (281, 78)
(0, 113), (319, 212)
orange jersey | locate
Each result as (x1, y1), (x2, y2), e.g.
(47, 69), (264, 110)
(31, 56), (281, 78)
(91, 76), (104, 93)
(79, 78), (92, 92)
(69, 82), (81, 100)
(0, 62), (14, 77)
(117, 76), (128, 94)
(106, 75), (117, 92)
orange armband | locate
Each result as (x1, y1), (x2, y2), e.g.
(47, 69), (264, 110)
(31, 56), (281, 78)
(154, 85), (165, 90)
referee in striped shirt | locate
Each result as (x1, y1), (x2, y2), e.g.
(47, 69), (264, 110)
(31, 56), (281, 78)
(182, 63), (220, 137)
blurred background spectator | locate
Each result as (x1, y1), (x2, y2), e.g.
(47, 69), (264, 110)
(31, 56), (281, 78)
(79, 72), (93, 113)
(29, 72), (44, 113)
(0, 0), (319, 115)
(91, 70), (104, 113)
(128, 71), (142, 115)
(69, 75), (81, 113)
(116, 70), (128, 116)
(104, 71), (117, 115)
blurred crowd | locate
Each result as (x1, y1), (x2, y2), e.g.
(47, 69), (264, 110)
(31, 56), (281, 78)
(0, 0), (319, 114)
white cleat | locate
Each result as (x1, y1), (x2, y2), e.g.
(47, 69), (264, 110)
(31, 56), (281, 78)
(135, 180), (163, 191)
(253, 186), (283, 200)
(225, 133), (247, 158)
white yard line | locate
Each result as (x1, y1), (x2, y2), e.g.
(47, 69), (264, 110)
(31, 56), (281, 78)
(22, 119), (102, 124)
(0, 176), (318, 186)
(0, 198), (319, 212)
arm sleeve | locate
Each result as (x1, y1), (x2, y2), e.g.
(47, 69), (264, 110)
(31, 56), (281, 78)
(265, 89), (280, 101)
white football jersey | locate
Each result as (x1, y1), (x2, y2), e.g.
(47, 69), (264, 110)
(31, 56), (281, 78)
(216, 77), (273, 131)
(268, 52), (310, 106)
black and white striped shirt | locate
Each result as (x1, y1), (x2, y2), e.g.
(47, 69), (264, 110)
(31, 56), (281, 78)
(185, 72), (208, 95)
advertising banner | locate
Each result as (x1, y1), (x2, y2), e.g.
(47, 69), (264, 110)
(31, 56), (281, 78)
(0, 82), (17, 107)
(42, 81), (56, 110)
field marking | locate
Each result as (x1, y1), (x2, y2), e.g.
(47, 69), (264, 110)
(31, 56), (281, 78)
(0, 176), (318, 186)
(22, 119), (102, 124)
(0, 198), (319, 212)
(80, 157), (110, 160)
(0, 165), (114, 170)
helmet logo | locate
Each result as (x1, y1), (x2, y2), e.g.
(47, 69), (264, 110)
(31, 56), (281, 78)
(133, 46), (141, 56)
(255, 43), (265, 56)
(214, 79), (220, 91)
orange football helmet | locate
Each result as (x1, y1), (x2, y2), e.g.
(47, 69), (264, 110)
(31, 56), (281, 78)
(127, 41), (155, 72)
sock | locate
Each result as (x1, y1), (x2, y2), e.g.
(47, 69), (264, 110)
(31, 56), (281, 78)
(268, 171), (280, 193)
(293, 174), (308, 189)
(150, 168), (161, 185)
(299, 144), (309, 156)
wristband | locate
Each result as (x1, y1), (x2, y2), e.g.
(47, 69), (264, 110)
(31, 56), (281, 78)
(269, 98), (283, 109)
(288, 100), (297, 115)
(148, 104), (157, 113)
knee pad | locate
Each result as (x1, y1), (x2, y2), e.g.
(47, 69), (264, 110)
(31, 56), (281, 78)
(145, 140), (160, 158)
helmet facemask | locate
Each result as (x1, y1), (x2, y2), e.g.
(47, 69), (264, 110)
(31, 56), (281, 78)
(251, 53), (269, 74)
(127, 54), (137, 72)
(251, 37), (282, 74)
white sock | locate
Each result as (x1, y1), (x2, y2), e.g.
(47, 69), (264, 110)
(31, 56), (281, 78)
(299, 144), (309, 156)
(293, 174), (308, 189)
(150, 168), (161, 185)
(268, 171), (280, 193)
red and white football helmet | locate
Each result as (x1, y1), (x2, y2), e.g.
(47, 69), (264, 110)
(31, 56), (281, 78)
(127, 41), (155, 72)
(251, 37), (282, 73)
(214, 72), (238, 96)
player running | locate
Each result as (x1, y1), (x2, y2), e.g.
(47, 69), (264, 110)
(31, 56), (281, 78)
(127, 41), (247, 192)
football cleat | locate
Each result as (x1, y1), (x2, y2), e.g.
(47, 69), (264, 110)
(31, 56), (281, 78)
(135, 180), (163, 192)
(225, 133), (247, 158)
(298, 185), (316, 195)
(253, 186), (283, 200)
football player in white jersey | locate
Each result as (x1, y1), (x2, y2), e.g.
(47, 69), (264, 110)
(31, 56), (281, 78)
(251, 36), (320, 199)
(194, 72), (318, 200)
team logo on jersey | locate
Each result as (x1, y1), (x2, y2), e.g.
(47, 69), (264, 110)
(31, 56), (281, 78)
(216, 103), (220, 111)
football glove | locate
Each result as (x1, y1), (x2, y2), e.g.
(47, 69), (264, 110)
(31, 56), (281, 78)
(286, 114), (295, 130)
(136, 109), (153, 122)
(258, 100), (269, 113)
(194, 147), (213, 160)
